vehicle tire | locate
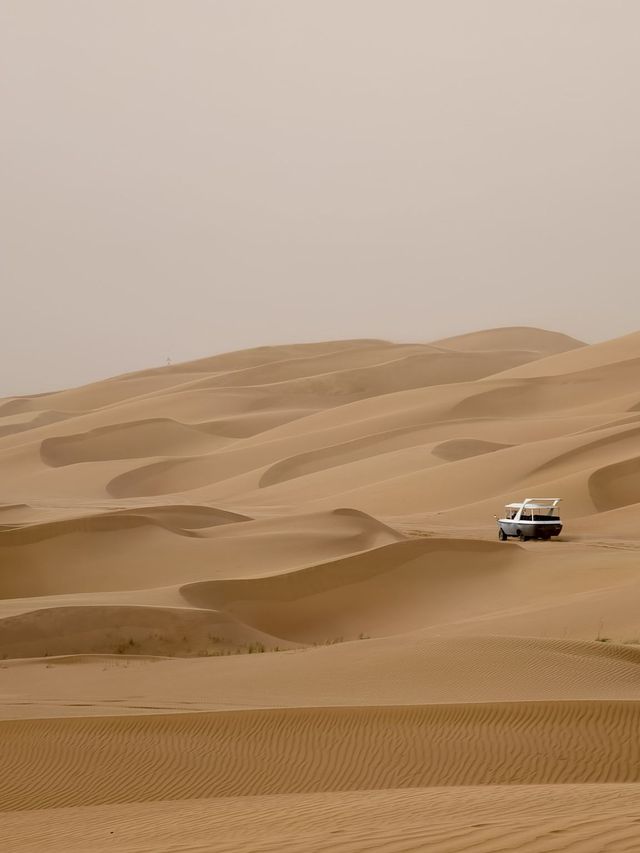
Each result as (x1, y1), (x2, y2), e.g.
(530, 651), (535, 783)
(518, 531), (529, 542)
(498, 528), (507, 541)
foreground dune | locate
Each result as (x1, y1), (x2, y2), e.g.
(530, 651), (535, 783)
(2, 326), (640, 850)
(5, 784), (640, 853)
(2, 635), (639, 719)
(2, 700), (640, 810)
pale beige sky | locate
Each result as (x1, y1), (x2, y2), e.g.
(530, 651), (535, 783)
(2, 1), (639, 396)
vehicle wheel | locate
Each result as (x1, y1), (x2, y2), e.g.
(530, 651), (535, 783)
(498, 528), (507, 541)
(518, 531), (529, 542)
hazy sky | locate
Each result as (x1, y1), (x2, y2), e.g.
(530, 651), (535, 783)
(2, 1), (639, 396)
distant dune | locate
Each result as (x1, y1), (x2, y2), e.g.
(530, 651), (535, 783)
(3, 326), (640, 851)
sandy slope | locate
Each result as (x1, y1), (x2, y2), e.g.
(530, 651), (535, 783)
(5, 785), (640, 853)
(2, 326), (640, 851)
(2, 701), (640, 811)
(2, 636), (639, 719)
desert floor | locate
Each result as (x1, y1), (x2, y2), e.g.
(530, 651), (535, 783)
(2, 326), (640, 851)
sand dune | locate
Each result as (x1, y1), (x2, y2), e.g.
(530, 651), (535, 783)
(0, 410), (69, 438)
(2, 525), (639, 654)
(124, 338), (392, 379)
(0, 503), (248, 538)
(40, 418), (227, 466)
(179, 538), (517, 642)
(4, 784), (640, 853)
(1, 701), (639, 812)
(432, 325), (585, 354)
(494, 329), (640, 379)
(0, 604), (297, 659)
(589, 454), (640, 512)
(201, 347), (546, 400)
(0, 508), (402, 598)
(192, 341), (431, 388)
(3, 326), (640, 849)
(3, 635), (639, 718)
(571, 501), (640, 538)
(179, 537), (640, 644)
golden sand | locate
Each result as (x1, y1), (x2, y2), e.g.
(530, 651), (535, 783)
(2, 327), (640, 850)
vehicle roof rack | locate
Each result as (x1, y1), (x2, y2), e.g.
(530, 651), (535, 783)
(504, 498), (561, 509)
